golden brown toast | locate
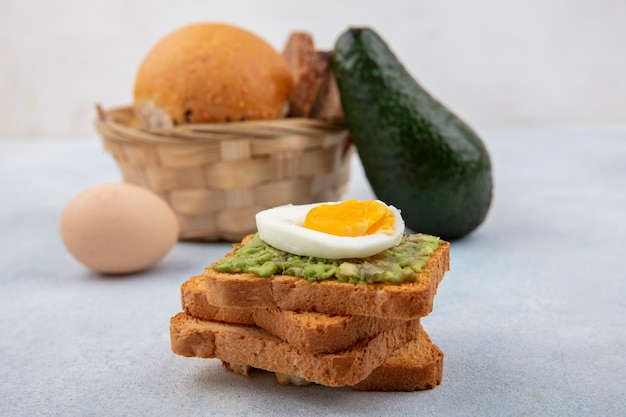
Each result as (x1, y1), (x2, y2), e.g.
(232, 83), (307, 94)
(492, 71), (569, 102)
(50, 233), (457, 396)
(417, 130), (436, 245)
(203, 237), (450, 319)
(182, 274), (409, 353)
(170, 312), (421, 387)
(170, 312), (443, 391)
(236, 326), (444, 391)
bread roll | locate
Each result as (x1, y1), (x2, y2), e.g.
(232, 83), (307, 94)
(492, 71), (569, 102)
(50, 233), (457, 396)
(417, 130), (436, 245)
(133, 23), (294, 127)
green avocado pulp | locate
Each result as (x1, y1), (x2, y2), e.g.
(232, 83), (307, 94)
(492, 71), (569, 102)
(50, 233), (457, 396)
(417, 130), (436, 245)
(213, 233), (441, 284)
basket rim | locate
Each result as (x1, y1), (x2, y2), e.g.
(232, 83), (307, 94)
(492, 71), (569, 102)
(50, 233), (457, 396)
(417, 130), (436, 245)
(95, 104), (347, 144)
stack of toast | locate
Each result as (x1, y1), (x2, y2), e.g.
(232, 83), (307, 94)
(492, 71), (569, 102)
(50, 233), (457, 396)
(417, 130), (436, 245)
(170, 235), (450, 391)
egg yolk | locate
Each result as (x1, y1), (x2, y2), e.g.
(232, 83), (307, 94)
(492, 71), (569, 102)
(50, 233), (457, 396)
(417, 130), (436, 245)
(303, 200), (395, 237)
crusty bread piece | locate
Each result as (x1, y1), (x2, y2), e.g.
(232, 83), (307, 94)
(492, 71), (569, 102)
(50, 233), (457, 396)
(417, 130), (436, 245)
(182, 275), (254, 325)
(173, 313), (443, 391)
(352, 327), (443, 391)
(170, 312), (421, 387)
(204, 238), (450, 319)
(182, 274), (408, 353)
(282, 32), (330, 118)
(229, 327), (443, 391)
(308, 57), (344, 121)
(252, 308), (408, 355)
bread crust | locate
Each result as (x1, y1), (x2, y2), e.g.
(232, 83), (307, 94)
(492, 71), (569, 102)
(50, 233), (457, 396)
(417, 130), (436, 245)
(171, 311), (443, 391)
(352, 326), (444, 391)
(170, 312), (421, 387)
(204, 240), (450, 319)
(245, 328), (443, 391)
(182, 275), (254, 324)
(182, 274), (409, 353)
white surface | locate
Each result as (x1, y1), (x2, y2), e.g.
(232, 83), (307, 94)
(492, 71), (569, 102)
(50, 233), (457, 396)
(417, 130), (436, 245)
(1, 126), (625, 416)
(2, 0), (626, 138)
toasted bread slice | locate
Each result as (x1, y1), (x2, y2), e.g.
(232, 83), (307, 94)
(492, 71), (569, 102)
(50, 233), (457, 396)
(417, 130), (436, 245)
(182, 274), (408, 354)
(182, 275), (254, 324)
(228, 327), (443, 391)
(351, 327), (443, 391)
(204, 238), (450, 319)
(170, 312), (421, 387)
(171, 312), (443, 391)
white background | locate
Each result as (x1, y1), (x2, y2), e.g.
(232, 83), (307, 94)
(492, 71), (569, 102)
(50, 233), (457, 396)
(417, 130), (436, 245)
(1, 0), (625, 138)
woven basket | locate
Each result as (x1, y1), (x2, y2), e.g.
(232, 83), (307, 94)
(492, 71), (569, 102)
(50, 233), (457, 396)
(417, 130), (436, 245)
(95, 105), (353, 241)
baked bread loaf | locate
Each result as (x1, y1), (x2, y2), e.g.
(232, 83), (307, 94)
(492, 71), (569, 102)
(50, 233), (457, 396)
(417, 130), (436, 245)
(182, 275), (408, 354)
(204, 235), (450, 319)
(133, 23), (293, 128)
(170, 312), (421, 387)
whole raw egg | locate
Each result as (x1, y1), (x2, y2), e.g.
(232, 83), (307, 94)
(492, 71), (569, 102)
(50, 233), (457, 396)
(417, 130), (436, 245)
(60, 183), (179, 274)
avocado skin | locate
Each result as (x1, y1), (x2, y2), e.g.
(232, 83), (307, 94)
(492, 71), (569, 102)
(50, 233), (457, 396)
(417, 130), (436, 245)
(333, 27), (493, 240)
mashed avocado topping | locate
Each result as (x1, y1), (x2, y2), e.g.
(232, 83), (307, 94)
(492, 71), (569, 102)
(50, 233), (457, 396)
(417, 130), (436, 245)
(213, 233), (441, 284)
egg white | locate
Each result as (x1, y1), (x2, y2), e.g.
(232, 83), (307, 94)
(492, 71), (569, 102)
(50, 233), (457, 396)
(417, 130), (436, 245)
(255, 201), (405, 259)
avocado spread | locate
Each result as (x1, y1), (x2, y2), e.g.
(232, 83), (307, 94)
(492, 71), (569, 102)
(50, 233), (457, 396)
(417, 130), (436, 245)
(213, 233), (440, 284)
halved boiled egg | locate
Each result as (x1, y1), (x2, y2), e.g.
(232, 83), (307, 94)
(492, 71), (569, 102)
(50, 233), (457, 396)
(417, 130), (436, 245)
(255, 200), (405, 259)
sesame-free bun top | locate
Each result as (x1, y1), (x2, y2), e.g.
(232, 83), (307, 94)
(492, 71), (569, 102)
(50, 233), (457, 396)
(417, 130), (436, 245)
(133, 23), (294, 127)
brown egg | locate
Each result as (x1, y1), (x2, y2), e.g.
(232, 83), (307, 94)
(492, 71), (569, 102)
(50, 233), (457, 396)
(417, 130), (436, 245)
(60, 183), (179, 275)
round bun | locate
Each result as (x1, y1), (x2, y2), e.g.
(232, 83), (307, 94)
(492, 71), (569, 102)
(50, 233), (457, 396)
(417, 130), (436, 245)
(133, 23), (294, 127)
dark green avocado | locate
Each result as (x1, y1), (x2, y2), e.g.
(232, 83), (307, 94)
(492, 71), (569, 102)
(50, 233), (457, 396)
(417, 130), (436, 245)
(333, 27), (493, 240)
